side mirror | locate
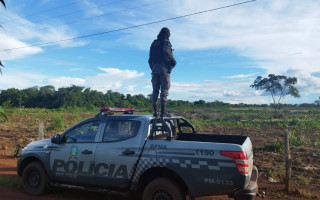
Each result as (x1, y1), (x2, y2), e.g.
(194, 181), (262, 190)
(51, 134), (61, 144)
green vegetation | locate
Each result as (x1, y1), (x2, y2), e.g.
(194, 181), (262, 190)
(46, 115), (66, 131)
(264, 140), (284, 153)
(1, 103), (319, 197)
(0, 85), (318, 112)
(264, 130), (309, 153)
(298, 176), (312, 186)
(1, 86), (319, 150)
(268, 164), (285, 182)
(289, 130), (308, 147)
(0, 106), (7, 122)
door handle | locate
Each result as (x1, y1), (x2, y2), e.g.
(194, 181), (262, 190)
(122, 149), (135, 156)
(82, 150), (93, 154)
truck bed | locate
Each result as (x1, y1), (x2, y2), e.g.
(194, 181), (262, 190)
(176, 133), (247, 145)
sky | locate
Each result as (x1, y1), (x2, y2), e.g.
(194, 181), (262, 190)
(0, 0), (319, 105)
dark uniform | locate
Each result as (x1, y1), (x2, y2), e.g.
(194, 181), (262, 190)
(148, 27), (176, 117)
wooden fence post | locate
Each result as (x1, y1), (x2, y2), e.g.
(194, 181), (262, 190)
(285, 129), (292, 193)
(38, 120), (44, 140)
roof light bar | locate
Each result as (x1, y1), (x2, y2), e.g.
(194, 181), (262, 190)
(99, 107), (135, 116)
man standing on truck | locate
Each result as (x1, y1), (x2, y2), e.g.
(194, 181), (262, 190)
(149, 27), (177, 117)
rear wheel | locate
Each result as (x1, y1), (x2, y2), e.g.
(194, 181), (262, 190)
(142, 177), (185, 200)
(22, 161), (48, 195)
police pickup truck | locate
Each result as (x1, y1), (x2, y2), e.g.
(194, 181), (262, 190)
(17, 107), (258, 200)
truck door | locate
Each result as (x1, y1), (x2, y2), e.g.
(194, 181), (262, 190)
(93, 119), (144, 188)
(50, 119), (101, 185)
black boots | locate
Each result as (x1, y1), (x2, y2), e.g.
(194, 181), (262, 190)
(152, 100), (171, 117)
(153, 104), (158, 117)
(160, 102), (171, 117)
(152, 99), (158, 117)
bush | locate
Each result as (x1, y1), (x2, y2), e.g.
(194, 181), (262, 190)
(264, 140), (284, 152)
(46, 115), (65, 132)
(289, 130), (307, 147)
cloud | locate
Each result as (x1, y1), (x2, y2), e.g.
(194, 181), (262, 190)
(56, 61), (71, 66)
(82, 0), (104, 16)
(129, 0), (320, 71)
(285, 69), (320, 95)
(0, 71), (47, 89)
(169, 79), (253, 102)
(92, 48), (108, 54)
(223, 90), (240, 97)
(0, 10), (85, 60)
(84, 67), (144, 92)
(0, 67), (146, 96)
(224, 73), (258, 79)
(35, 26), (87, 48)
(120, 0), (320, 98)
(311, 71), (320, 78)
(0, 33), (42, 60)
(126, 85), (136, 91)
(48, 77), (85, 89)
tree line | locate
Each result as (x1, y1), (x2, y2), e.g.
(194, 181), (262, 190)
(0, 85), (318, 111)
(0, 85), (228, 110)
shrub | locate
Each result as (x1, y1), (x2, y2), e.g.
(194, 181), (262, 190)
(264, 140), (284, 152)
(289, 130), (307, 147)
(46, 115), (65, 132)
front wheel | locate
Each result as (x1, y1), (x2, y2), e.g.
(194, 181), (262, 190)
(142, 177), (186, 200)
(22, 161), (48, 195)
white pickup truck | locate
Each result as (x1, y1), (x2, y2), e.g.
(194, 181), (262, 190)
(17, 107), (258, 200)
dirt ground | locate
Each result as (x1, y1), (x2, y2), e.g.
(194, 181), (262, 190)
(0, 150), (318, 200)
(0, 110), (319, 200)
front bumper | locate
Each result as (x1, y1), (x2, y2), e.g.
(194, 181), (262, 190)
(230, 165), (259, 200)
(16, 156), (23, 176)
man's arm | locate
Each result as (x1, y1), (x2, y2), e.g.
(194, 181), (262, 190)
(148, 58), (152, 70)
(163, 41), (176, 68)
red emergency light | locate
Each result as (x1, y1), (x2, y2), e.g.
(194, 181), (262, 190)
(99, 107), (135, 115)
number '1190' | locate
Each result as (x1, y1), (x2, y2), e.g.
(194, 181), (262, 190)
(195, 149), (214, 156)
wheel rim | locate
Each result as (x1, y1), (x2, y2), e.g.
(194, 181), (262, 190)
(28, 170), (40, 187)
(153, 190), (173, 200)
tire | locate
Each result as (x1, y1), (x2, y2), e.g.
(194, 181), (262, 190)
(142, 177), (186, 200)
(22, 161), (48, 195)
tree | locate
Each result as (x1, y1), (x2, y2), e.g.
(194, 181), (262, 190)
(250, 74), (300, 114)
(0, 88), (24, 107)
(194, 100), (206, 106)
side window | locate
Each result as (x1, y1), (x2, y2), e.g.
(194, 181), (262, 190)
(63, 121), (100, 143)
(103, 120), (141, 142)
